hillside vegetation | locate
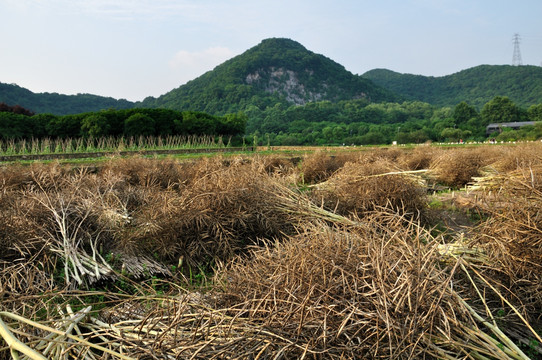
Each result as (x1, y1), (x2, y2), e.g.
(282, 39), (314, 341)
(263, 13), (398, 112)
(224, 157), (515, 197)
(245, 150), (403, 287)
(139, 38), (397, 114)
(363, 65), (542, 108)
(246, 97), (542, 146)
(0, 82), (134, 115)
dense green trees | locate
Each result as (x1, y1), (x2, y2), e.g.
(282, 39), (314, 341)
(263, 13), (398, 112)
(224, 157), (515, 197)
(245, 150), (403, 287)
(453, 102), (478, 126)
(81, 114), (110, 137)
(245, 96), (542, 146)
(0, 112), (29, 139)
(124, 113), (155, 137)
(481, 96), (523, 125)
(0, 107), (246, 140)
(528, 104), (542, 122)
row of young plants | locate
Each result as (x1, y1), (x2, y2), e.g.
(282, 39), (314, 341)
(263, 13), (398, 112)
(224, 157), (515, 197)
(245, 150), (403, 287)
(0, 135), (228, 156)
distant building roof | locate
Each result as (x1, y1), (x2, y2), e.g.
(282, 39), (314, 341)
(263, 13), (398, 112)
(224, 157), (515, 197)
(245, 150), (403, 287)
(486, 121), (535, 135)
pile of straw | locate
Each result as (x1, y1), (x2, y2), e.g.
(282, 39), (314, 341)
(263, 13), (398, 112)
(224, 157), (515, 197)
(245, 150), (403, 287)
(470, 165), (542, 315)
(1, 146), (542, 359)
(310, 159), (427, 219)
(430, 147), (493, 188)
(300, 150), (360, 184)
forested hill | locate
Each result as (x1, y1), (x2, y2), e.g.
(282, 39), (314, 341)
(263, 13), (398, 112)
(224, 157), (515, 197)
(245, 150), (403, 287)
(139, 38), (398, 114)
(362, 65), (542, 109)
(4, 39), (542, 117)
(0, 82), (135, 115)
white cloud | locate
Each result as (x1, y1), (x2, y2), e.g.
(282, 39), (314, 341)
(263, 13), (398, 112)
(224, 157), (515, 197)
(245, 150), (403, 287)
(169, 46), (235, 79)
(7, 0), (198, 20)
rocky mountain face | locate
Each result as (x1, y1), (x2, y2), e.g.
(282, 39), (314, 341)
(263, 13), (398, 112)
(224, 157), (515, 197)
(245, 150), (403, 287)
(245, 67), (325, 105)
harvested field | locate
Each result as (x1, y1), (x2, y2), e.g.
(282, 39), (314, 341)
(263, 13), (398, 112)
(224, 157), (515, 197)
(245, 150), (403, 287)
(1, 143), (542, 359)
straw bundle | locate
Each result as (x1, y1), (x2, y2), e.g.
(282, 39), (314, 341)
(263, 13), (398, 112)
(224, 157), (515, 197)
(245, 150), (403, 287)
(400, 146), (441, 171)
(491, 142), (542, 173)
(112, 156), (307, 270)
(469, 165), (542, 314)
(430, 148), (490, 188)
(208, 211), (533, 359)
(310, 159), (427, 219)
(300, 150), (360, 184)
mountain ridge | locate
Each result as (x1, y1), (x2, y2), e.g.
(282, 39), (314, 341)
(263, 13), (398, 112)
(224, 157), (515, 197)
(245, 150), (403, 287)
(2, 38), (542, 115)
(362, 64), (542, 108)
(0, 82), (134, 115)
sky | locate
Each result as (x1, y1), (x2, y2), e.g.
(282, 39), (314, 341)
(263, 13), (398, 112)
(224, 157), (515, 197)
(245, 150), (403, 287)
(1, 0), (541, 102)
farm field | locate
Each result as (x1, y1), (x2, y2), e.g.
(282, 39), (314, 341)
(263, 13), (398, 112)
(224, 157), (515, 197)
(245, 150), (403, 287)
(0, 143), (541, 359)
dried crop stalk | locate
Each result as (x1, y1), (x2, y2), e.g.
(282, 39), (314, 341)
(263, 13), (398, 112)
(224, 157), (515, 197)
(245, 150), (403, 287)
(0, 306), (135, 360)
(31, 188), (113, 286)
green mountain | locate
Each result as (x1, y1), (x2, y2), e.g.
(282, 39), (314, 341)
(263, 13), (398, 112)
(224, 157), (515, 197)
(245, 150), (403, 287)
(139, 38), (397, 114)
(0, 82), (135, 115)
(3, 39), (542, 118)
(362, 65), (542, 108)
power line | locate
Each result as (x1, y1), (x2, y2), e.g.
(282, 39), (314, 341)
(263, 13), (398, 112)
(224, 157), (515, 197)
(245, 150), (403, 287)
(512, 33), (523, 66)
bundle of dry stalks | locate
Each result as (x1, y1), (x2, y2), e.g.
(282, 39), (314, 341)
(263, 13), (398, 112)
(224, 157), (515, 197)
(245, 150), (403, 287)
(113, 156), (311, 269)
(300, 150), (360, 184)
(310, 159), (427, 219)
(430, 147), (493, 188)
(399, 146), (442, 171)
(0, 304), (134, 360)
(490, 142), (542, 173)
(216, 214), (447, 358)
(101, 156), (192, 189)
(252, 154), (297, 177)
(469, 165), (542, 316)
(0, 164), (112, 291)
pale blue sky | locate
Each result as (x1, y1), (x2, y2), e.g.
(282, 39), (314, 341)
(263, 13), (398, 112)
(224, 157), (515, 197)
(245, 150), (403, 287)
(1, 0), (541, 101)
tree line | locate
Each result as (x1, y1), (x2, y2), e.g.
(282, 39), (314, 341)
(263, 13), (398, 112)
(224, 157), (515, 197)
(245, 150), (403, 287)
(0, 107), (247, 140)
(246, 96), (542, 146)
(2, 97), (541, 145)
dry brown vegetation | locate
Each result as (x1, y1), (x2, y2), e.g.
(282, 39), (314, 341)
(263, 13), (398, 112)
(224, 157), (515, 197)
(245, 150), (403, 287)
(1, 143), (542, 359)
(310, 158), (427, 219)
(471, 165), (542, 314)
(429, 147), (497, 188)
